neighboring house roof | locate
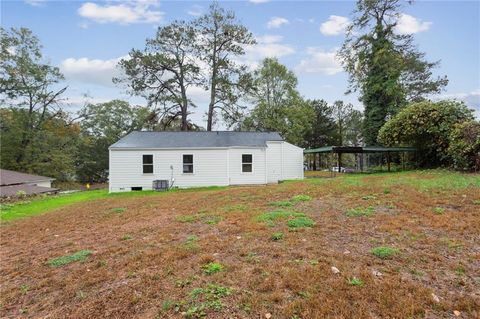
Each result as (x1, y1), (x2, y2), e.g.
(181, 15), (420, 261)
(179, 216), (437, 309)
(0, 184), (58, 197)
(110, 131), (284, 149)
(0, 169), (55, 186)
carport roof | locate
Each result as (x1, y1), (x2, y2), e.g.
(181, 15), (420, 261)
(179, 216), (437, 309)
(110, 131), (284, 149)
(304, 146), (416, 154)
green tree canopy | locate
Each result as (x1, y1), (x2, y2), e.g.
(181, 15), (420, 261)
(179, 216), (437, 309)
(339, 0), (448, 145)
(378, 100), (474, 167)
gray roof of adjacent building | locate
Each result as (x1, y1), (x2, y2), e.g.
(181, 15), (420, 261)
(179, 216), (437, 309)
(0, 169), (55, 186)
(110, 131), (284, 149)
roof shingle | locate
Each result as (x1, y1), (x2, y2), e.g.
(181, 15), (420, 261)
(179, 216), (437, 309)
(110, 131), (283, 149)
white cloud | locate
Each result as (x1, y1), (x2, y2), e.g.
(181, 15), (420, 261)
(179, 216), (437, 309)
(320, 15), (350, 36)
(439, 89), (480, 111)
(237, 35), (295, 70)
(24, 0), (46, 7)
(60, 56), (127, 87)
(296, 48), (343, 75)
(395, 14), (432, 35)
(267, 17), (289, 29)
(187, 5), (203, 17)
(249, 0), (270, 3)
(78, 0), (164, 25)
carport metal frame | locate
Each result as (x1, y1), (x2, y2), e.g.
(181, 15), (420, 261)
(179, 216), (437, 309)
(304, 146), (417, 174)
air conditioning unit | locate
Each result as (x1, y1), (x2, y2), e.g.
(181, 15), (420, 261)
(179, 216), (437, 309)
(152, 180), (169, 191)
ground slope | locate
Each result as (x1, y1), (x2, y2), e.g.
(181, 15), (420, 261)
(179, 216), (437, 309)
(0, 171), (479, 318)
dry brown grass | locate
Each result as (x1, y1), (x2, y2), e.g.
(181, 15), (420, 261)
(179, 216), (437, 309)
(1, 171), (479, 318)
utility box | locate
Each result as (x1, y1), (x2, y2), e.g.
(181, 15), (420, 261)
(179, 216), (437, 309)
(152, 180), (169, 191)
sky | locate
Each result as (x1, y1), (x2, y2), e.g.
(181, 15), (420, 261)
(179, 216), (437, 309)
(2, 0), (480, 127)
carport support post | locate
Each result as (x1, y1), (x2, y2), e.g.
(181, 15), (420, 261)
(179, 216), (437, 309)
(338, 152), (342, 173)
(387, 152), (391, 172)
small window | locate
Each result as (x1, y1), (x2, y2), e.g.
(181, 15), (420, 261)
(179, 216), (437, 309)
(242, 154), (253, 173)
(131, 187), (143, 191)
(143, 155), (153, 174)
(183, 154), (194, 173)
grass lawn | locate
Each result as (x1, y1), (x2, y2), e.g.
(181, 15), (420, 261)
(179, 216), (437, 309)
(0, 186), (227, 222)
(0, 170), (479, 318)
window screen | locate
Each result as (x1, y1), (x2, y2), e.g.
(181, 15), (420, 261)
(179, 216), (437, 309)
(183, 154), (194, 173)
(242, 154), (252, 172)
(143, 155), (153, 173)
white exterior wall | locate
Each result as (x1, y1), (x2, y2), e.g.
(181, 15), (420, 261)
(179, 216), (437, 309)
(281, 142), (304, 180)
(266, 141), (282, 183)
(109, 142), (303, 192)
(228, 148), (267, 185)
(35, 180), (52, 188)
(109, 148), (230, 192)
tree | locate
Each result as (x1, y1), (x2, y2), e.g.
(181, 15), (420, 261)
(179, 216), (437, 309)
(303, 99), (337, 148)
(0, 108), (80, 180)
(338, 0), (448, 145)
(194, 2), (256, 130)
(378, 100), (474, 167)
(0, 27), (68, 166)
(241, 58), (314, 145)
(76, 100), (151, 182)
(116, 21), (200, 131)
(331, 100), (354, 146)
(447, 121), (480, 171)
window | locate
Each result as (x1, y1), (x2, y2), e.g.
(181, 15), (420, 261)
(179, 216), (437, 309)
(131, 187), (143, 191)
(143, 155), (153, 173)
(183, 154), (194, 173)
(242, 154), (253, 172)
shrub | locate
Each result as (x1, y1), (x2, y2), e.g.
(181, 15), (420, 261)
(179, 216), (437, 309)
(371, 246), (399, 259)
(378, 100), (474, 167)
(448, 121), (480, 171)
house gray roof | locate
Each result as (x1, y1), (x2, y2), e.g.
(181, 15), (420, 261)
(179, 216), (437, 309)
(0, 184), (58, 197)
(0, 169), (55, 186)
(110, 131), (284, 149)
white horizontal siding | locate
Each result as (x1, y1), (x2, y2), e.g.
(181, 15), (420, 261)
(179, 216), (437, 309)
(281, 142), (304, 180)
(266, 141), (282, 183)
(228, 148), (267, 185)
(109, 149), (229, 192)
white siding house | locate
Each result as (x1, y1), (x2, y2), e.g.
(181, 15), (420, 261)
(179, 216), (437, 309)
(109, 131), (303, 192)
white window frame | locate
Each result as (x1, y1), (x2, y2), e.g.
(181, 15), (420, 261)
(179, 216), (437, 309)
(183, 154), (194, 174)
(242, 154), (253, 173)
(142, 154), (154, 174)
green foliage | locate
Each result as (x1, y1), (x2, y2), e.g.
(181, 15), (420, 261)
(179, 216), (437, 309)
(371, 246), (399, 259)
(287, 217), (315, 229)
(182, 284), (233, 318)
(202, 262), (224, 275)
(121, 234), (132, 241)
(47, 250), (92, 267)
(434, 207), (445, 215)
(271, 232), (284, 241)
(194, 3), (255, 130)
(447, 121), (480, 171)
(183, 235), (199, 251)
(338, 1), (448, 145)
(255, 210), (305, 226)
(77, 100), (151, 182)
(291, 194), (312, 203)
(346, 206), (375, 217)
(111, 207), (126, 214)
(347, 277), (364, 287)
(378, 100), (474, 167)
(269, 200), (293, 208)
(303, 99), (338, 149)
(241, 58), (314, 145)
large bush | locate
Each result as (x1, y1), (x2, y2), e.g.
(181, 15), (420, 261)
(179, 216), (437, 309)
(447, 121), (480, 171)
(378, 100), (474, 167)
